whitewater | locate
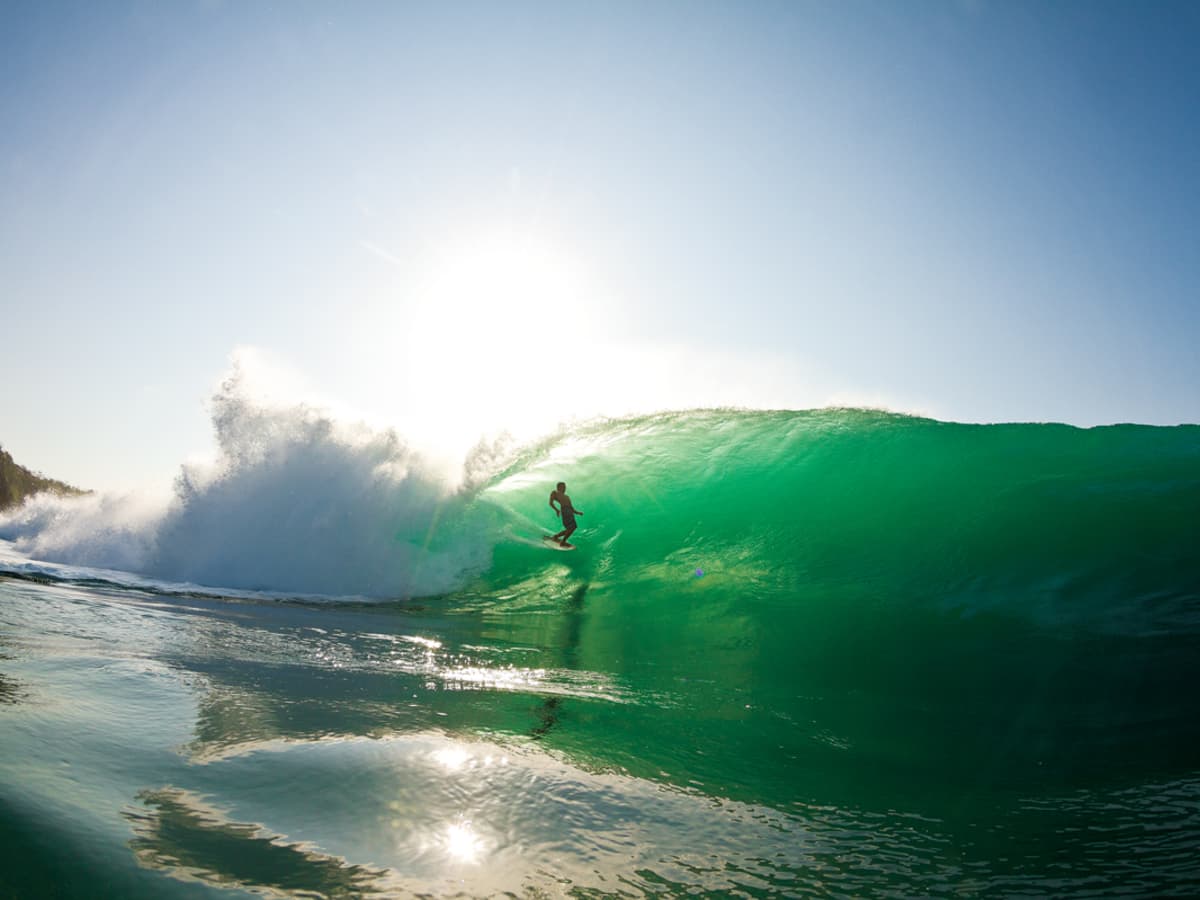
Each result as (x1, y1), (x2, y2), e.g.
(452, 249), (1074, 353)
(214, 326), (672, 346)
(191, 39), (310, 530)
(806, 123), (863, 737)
(1, 377), (1199, 897)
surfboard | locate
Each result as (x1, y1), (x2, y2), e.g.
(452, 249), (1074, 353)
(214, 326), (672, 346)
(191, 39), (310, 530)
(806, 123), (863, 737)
(543, 536), (576, 551)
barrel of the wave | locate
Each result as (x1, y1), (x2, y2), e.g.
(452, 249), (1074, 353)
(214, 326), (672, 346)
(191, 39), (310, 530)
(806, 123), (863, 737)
(480, 409), (1200, 808)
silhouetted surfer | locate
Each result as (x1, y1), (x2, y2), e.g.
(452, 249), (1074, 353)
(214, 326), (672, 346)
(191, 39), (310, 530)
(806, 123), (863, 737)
(549, 482), (583, 547)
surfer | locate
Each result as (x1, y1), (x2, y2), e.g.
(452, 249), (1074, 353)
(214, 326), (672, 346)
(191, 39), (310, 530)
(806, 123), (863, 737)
(549, 482), (583, 546)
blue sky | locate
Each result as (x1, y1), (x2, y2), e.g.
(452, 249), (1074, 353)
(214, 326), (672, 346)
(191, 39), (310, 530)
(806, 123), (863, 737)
(2, 1), (1198, 491)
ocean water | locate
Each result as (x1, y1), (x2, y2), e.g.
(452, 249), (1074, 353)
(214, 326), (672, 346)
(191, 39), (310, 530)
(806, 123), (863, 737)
(1, 405), (1199, 897)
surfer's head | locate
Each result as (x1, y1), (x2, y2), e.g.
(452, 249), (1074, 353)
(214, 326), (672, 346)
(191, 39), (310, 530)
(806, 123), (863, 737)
(556, 482), (566, 492)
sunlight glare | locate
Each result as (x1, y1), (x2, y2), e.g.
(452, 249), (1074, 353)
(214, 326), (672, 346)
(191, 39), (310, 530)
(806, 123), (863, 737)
(432, 745), (471, 772)
(401, 230), (599, 451)
(444, 820), (485, 863)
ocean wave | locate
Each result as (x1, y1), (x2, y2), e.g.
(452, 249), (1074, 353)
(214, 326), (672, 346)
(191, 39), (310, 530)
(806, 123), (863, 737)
(2, 396), (1198, 632)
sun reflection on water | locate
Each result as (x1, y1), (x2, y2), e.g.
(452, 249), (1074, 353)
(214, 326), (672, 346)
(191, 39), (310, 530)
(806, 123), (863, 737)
(444, 664), (545, 691)
(432, 745), (471, 771)
(443, 820), (485, 863)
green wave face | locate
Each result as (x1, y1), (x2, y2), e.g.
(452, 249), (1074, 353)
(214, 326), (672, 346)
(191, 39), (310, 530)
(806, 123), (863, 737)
(473, 409), (1200, 807)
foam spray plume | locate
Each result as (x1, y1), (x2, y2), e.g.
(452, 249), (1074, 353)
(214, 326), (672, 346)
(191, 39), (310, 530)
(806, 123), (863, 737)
(0, 366), (495, 598)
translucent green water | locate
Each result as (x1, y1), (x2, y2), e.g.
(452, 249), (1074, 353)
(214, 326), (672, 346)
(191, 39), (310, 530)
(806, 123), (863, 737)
(1, 409), (1198, 896)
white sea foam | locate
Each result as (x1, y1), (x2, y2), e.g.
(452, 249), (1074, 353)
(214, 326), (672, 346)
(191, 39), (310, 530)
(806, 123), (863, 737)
(0, 489), (161, 574)
(0, 359), (500, 598)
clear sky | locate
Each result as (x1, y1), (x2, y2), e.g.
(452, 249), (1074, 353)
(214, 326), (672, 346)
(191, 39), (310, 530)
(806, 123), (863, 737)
(3, 1), (1198, 492)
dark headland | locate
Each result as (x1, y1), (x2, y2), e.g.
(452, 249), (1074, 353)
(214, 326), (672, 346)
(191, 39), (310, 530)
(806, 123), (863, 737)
(0, 445), (87, 511)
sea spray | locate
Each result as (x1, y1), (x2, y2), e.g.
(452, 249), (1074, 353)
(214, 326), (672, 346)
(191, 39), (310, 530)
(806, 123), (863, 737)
(0, 489), (161, 573)
(0, 368), (498, 597)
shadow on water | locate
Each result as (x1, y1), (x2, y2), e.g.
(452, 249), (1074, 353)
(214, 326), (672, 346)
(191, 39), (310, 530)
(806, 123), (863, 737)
(0, 640), (23, 705)
(123, 788), (392, 897)
(531, 580), (589, 740)
(0, 672), (20, 705)
(0, 662), (21, 706)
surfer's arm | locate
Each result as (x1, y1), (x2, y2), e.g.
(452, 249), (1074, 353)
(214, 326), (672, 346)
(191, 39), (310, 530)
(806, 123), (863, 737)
(549, 494), (561, 516)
